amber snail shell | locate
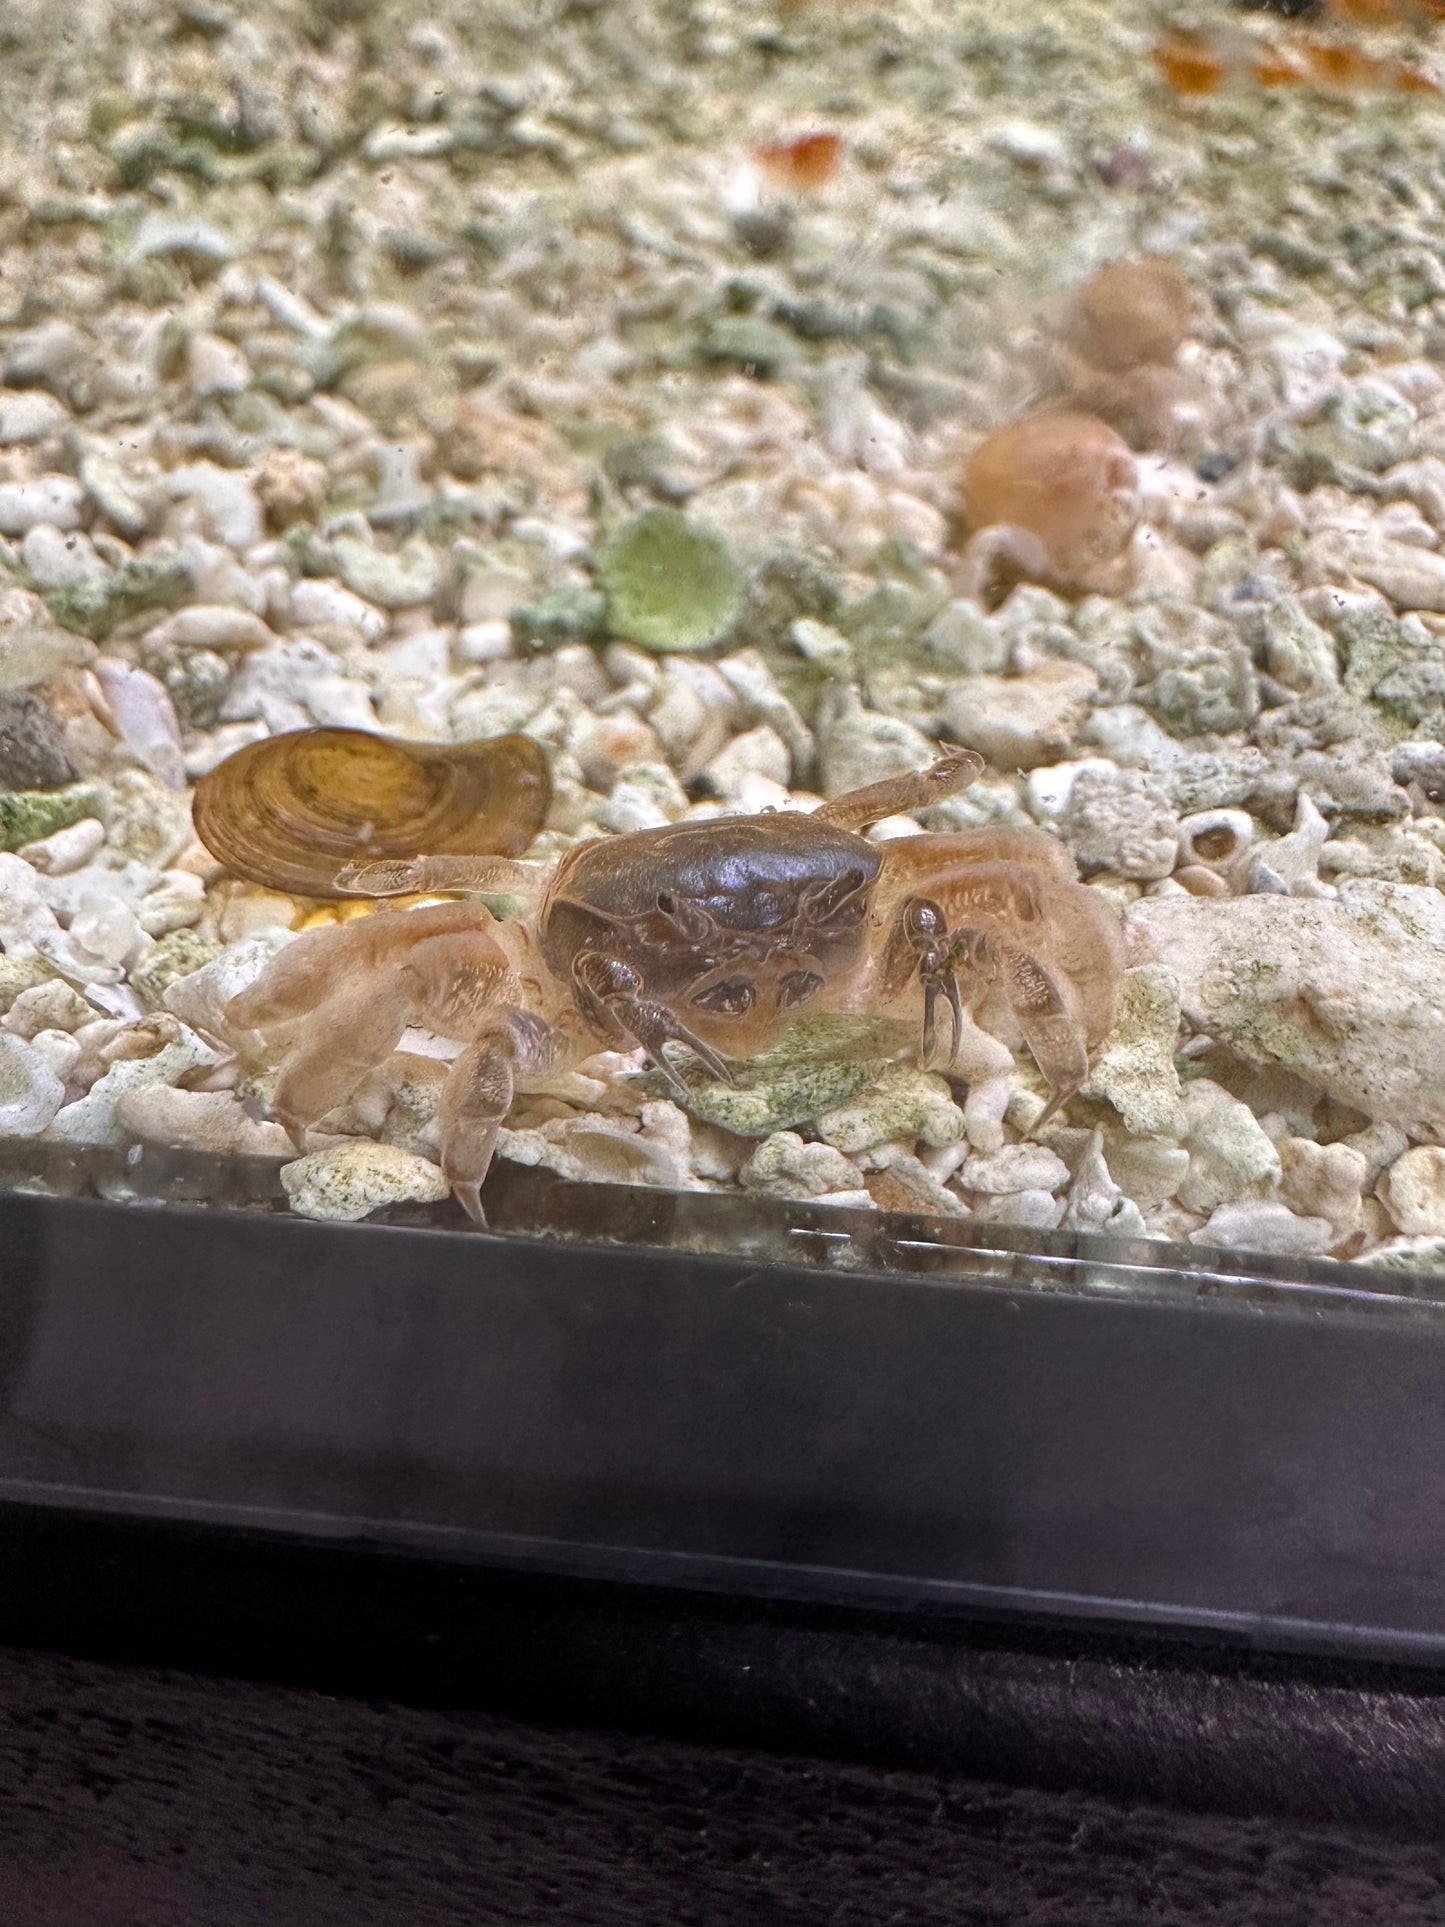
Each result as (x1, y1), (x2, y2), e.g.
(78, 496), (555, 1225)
(192, 727), (552, 898)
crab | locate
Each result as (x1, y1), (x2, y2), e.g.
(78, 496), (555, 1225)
(224, 751), (1127, 1222)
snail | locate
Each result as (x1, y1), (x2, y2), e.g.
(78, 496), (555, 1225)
(192, 727), (552, 898)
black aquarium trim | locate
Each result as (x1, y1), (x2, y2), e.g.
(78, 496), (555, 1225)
(3, 1164), (1445, 1666)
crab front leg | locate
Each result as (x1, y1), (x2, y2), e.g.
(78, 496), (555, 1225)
(872, 836), (1109, 1141)
(441, 1008), (556, 1224)
(571, 952), (735, 1094)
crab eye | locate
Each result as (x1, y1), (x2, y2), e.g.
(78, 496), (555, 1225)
(692, 977), (755, 1016)
(779, 969), (824, 1009)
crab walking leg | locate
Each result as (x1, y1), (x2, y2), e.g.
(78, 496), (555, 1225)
(335, 854), (542, 901)
(814, 750), (984, 833)
(441, 1009), (556, 1224)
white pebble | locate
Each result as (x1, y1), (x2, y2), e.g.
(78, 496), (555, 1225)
(0, 1032), (65, 1134)
(959, 1144), (1070, 1195)
(0, 477), (84, 535)
(3, 979), (93, 1038)
(26, 1027), (82, 1082)
(144, 605), (277, 653)
(1190, 1200), (1334, 1257)
(457, 620), (514, 663)
(0, 390), (69, 445)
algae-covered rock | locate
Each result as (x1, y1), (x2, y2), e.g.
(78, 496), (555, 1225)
(281, 1141), (451, 1222)
(45, 558), (190, 640)
(818, 1062), (966, 1155)
(659, 1014), (911, 1137)
(0, 954), (55, 1015)
(332, 531), (441, 609)
(0, 782), (106, 853)
(599, 509), (744, 655)
(698, 315), (797, 376)
(509, 586), (609, 650)
(129, 929), (225, 1009)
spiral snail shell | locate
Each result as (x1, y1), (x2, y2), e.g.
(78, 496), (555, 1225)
(193, 727), (551, 897)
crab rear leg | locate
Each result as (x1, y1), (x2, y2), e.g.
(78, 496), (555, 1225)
(996, 939), (1089, 1130)
(269, 975), (418, 1147)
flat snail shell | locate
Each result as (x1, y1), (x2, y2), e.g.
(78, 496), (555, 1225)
(193, 727), (551, 897)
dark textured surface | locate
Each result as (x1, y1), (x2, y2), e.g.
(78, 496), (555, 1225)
(0, 1641), (1443, 1927)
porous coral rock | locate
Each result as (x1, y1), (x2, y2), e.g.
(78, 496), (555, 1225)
(1083, 964), (1183, 1137)
(1175, 1077), (1282, 1217)
(941, 661), (1097, 770)
(1058, 767), (1179, 880)
(741, 1131), (862, 1199)
(49, 1022), (227, 1146)
(1379, 1146), (1445, 1238)
(116, 1086), (293, 1157)
(280, 1141), (451, 1222)
(1277, 1136), (1367, 1244)
(1130, 891), (1445, 1136)
(957, 1143), (1069, 1194)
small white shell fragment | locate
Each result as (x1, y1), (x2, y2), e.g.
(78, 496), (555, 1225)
(1190, 1200), (1334, 1257)
(116, 1086), (292, 1157)
(0, 1032), (65, 1135)
(94, 658), (186, 790)
(18, 817), (106, 875)
(144, 606), (278, 653)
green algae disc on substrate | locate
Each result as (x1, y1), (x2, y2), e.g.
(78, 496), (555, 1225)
(649, 1014), (916, 1138)
(598, 509), (744, 655)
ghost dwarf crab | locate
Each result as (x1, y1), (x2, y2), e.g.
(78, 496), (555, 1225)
(224, 751), (1126, 1221)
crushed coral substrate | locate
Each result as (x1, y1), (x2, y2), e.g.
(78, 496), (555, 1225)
(3, 0), (1445, 1265)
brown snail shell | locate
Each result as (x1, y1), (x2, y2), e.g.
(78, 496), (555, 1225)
(193, 727), (552, 897)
